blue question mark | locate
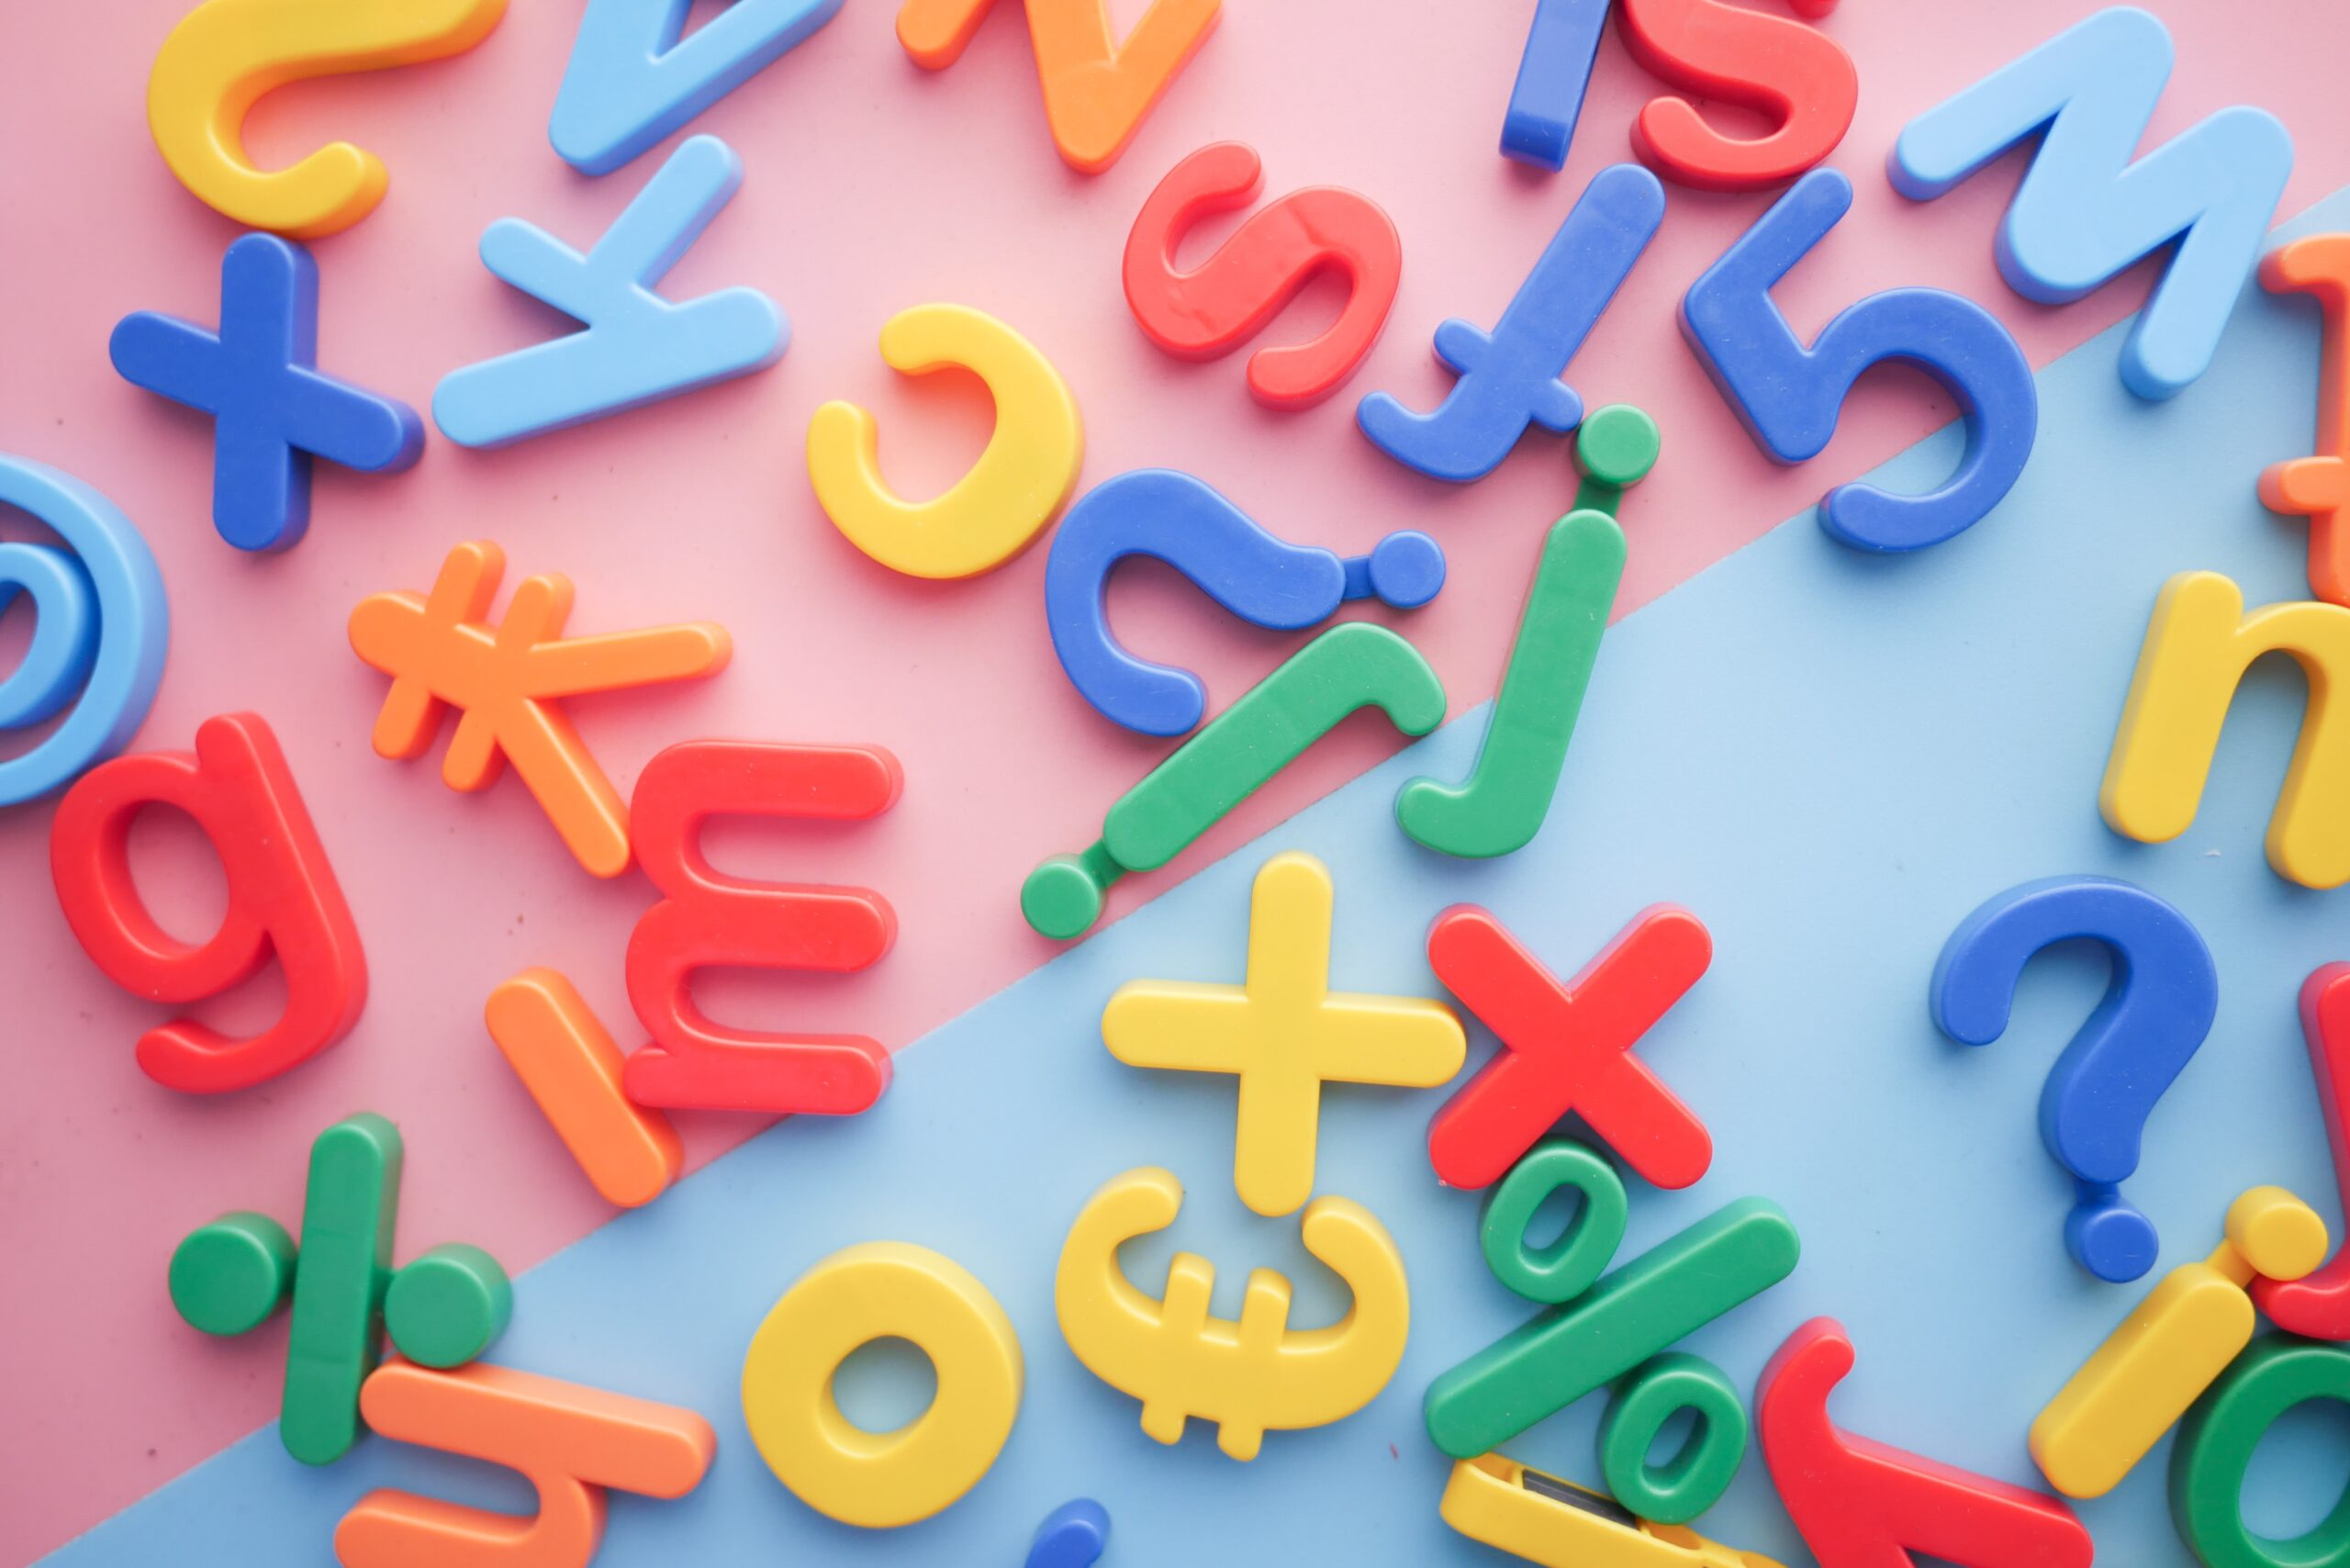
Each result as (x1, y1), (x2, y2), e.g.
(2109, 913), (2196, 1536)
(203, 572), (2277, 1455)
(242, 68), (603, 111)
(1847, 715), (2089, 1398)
(1930, 875), (2218, 1282)
(1044, 468), (1444, 737)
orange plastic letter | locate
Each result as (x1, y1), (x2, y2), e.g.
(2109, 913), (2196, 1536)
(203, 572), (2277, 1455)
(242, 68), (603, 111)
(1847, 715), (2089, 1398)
(486, 970), (682, 1209)
(336, 1361), (714, 1568)
(896, 0), (1221, 174)
(2259, 235), (2350, 606)
(623, 741), (902, 1114)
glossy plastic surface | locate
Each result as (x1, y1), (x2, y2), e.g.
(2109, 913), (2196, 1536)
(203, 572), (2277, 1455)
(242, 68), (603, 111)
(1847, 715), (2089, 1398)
(1617, 0), (1853, 192)
(108, 233), (423, 553)
(1123, 141), (1402, 409)
(1026, 1499), (1110, 1568)
(433, 136), (784, 448)
(1889, 5), (2292, 400)
(2099, 571), (2350, 888)
(485, 969), (683, 1210)
(2170, 1335), (2350, 1568)
(622, 740), (901, 1114)
(1426, 904), (1713, 1192)
(1046, 467), (1442, 736)
(347, 541), (731, 879)
(1359, 163), (1662, 484)
(2257, 235), (2350, 605)
(1929, 874), (2218, 1282)
(1681, 168), (2035, 552)
(51, 711), (366, 1093)
(1102, 851), (1463, 1216)
(1055, 1166), (1407, 1462)
(2253, 964), (2350, 1337)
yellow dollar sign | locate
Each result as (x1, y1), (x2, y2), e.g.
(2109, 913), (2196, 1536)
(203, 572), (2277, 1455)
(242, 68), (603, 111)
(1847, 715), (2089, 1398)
(1055, 1166), (1408, 1461)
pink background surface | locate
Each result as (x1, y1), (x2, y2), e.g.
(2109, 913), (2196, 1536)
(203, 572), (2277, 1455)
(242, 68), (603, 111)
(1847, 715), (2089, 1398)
(4, 0), (2347, 1559)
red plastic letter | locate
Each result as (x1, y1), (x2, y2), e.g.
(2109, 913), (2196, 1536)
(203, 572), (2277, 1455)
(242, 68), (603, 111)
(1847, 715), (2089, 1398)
(1760, 1318), (2092, 1568)
(1427, 904), (1712, 1191)
(49, 711), (366, 1093)
(622, 741), (901, 1114)
(1123, 141), (1403, 409)
(1616, 0), (1856, 194)
(2254, 964), (2350, 1336)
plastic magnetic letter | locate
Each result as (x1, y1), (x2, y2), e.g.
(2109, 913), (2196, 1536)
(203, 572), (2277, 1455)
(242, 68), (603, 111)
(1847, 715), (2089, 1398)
(1889, 5), (2292, 400)
(2031, 1186), (2328, 1497)
(1930, 874), (2217, 1282)
(1424, 1190), (1799, 1458)
(809, 304), (1083, 579)
(897, 0), (1222, 174)
(1500, 0), (1608, 170)
(2171, 1336), (2350, 1568)
(1102, 851), (1464, 1217)
(0, 456), (169, 808)
(1022, 621), (1446, 940)
(145, 0), (507, 238)
(2100, 571), (2350, 889)
(1426, 904), (1713, 1191)
(1056, 1166), (1408, 1461)
(433, 135), (784, 449)
(1617, 0), (1854, 192)
(622, 741), (901, 1114)
(1395, 405), (1652, 857)
(2257, 235), (2350, 606)
(1681, 167), (2035, 552)
(1027, 1500), (1111, 1568)
(551, 0), (845, 176)
(1123, 142), (1402, 409)
(1760, 1318), (2093, 1568)
(111, 233), (424, 554)
(348, 541), (732, 879)
(1359, 163), (1663, 484)
(50, 712), (366, 1093)
(1596, 1351), (1747, 1524)
(337, 1361), (716, 1567)
(743, 1242), (1021, 1528)
(485, 969), (681, 1209)
(1441, 1452), (1782, 1567)
(1045, 468), (1444, 736)
(2255, 964), (2350, 1338)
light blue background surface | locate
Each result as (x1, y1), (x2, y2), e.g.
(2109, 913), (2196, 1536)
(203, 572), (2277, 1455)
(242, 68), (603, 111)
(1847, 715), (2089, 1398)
(48, 188), (2350, 1565)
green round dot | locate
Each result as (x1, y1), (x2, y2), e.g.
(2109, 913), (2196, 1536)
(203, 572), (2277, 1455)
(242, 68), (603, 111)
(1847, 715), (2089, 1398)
(1599, 1351), (1748, 1525)
(1022, 857), (1104, 940)
(170, 1213), (296, 1336)
(1575, 405), (1661, 489)
(385, 1244), (511, 1369)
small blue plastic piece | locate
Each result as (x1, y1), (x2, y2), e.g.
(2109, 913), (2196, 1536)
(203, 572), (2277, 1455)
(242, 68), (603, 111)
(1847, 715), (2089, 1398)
(1026, 1499), (1111, 1568)
(433, 135), (785, 449)
(108, 234), (424, 554)
(1358, 162), (1662, 484)
(1889, 5), (2292, 402)
(1680, 168), (2037, 554)
(550, 0), (846, 176)
(1501, 0), (1609, 170)
(1045, 469), (1445, 737)
(0, 456), (169, 807)
(1930, 874), (2219, 1283)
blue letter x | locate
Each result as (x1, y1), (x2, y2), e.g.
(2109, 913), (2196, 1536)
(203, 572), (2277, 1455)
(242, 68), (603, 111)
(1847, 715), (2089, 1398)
(110, 234), (424, 553)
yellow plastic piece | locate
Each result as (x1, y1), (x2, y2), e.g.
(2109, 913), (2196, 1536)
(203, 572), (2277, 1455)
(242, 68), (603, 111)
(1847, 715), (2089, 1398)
(1440, 1454), (1785, 1568)
(145, 0), (507, 239)
(808, 304), (1084, 580)
(2031, 1185), (2327, 1498)
(1101, 851), (1465, 1216)
(2101, 571), (2350, 888)
(741, 1241), (1022, 1529)
(1055, 1165), (1408, 1462)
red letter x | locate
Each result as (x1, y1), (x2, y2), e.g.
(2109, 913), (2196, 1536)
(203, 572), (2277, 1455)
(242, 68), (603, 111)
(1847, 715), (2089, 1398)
(1426, 903), (1711, 1190)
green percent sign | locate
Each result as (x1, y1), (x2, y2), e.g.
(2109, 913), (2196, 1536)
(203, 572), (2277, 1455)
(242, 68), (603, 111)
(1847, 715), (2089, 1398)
(1024, 622), (1447, 940)
(168, 1113), (513, 1464)
(1425, 1137), (1799, 1524)
(1396, 404), (1658, 859)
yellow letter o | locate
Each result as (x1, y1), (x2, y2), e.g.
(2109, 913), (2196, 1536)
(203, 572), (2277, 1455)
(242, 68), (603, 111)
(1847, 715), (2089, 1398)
(742, 1241), (1021, 1528)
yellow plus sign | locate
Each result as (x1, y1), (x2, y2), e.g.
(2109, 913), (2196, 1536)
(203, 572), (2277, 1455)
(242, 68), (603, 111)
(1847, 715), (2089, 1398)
(1102, 851), (1466, 1216)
